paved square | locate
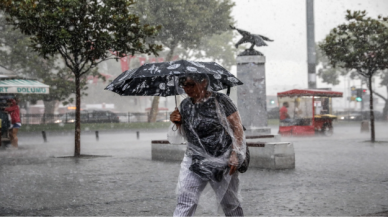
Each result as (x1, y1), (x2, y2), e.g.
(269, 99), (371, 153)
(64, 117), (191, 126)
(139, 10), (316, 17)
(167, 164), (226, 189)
(1, 123), (388, 216)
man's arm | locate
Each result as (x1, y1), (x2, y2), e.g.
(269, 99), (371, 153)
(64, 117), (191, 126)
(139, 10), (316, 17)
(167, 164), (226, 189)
(227, 111), (244, 150)
(4, 106), (16, 112)
(227, 111), (244, 175)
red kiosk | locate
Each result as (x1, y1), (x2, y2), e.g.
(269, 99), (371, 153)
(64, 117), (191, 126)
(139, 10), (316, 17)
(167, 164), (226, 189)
(277, 89), (343, 136)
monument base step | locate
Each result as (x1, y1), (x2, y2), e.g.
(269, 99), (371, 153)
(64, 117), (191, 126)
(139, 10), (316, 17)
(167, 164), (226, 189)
(245, 127), (271, 136)
(248, 142), (295, 170)
(151, 136), (295, 170)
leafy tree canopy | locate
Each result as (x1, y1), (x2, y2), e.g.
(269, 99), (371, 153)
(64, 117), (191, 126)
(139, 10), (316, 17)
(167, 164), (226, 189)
(319, 10), (388, 78)
(0, 0), (163, 156)
(319, 10), (388, 142)
(0, 14), (91, 106)
(0, 0), (162, 75)
(134, 0), (235, 61)
(316, 44), (348, 86)
(133, 0), (235, 122)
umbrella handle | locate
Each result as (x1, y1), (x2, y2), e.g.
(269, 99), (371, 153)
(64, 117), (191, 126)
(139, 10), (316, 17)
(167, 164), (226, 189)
(174, 76), (177, 107)
(172, 123), (178, 131)
(172, 76), (178, 132)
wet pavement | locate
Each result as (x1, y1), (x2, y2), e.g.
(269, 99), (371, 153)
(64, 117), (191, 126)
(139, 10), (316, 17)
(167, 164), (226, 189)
(1, 122), (388, 216)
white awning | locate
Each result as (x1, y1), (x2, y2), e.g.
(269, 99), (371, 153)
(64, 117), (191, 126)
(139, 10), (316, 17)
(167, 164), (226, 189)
(0, 79), (50, 94)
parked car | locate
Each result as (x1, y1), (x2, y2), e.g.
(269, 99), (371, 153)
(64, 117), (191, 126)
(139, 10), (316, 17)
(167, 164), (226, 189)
(55, 111), (89, 123)
(336, 111), (350, 121)
(56, 110), (119, 123)
(267, 107), (279, 119)
(116, 113), (138, 123)
(361, 110), (383, 121)
(335, 110), (383, 121)
(88, 110), (120, 123)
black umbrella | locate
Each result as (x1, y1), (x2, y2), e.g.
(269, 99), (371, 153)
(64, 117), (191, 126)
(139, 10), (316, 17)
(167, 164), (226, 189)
(105, 59), (243, 105)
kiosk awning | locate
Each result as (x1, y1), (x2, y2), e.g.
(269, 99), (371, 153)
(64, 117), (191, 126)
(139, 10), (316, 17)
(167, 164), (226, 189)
(277, 89), (343, 98)
(0, 79), (50, 94)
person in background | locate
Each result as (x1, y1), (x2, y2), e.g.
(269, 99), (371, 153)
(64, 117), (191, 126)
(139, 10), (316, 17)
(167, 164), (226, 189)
(279, 102), (293, 123)
(5, 99), (21, 148)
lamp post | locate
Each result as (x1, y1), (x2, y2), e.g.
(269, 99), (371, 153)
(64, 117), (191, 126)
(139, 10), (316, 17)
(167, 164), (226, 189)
(306, 0), (316, 89)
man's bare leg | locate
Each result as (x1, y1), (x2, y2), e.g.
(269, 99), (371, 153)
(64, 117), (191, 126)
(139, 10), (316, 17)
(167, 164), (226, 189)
(11, 128), (18, 148)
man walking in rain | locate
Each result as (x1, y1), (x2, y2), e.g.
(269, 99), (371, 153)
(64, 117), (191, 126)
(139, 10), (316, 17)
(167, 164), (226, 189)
(170, 74), (246, 216)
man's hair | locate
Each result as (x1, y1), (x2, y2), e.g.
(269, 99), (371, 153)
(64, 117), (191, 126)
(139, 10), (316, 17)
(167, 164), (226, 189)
(179, 74), (209, 86)
(283, 102), (288, 106)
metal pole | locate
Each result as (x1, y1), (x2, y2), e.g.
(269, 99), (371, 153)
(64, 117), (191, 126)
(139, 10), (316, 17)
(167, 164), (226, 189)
(306, 0), (316, 89)
(26, 102), (30, 125)
(42, 131), (47, 142)
(95, 131), (99, 141)
(136, 131), (139, 140)
(174, 75), (178, 107)
(361, 79), (364, 112)
(0, 118), (2, 147)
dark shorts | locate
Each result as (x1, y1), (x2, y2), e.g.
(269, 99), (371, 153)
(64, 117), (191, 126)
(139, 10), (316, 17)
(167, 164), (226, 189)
(12, 123), (21, 129)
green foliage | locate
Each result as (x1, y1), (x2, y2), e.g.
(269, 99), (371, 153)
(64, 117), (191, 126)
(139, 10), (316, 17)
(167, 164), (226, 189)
(319, 10), (388, 78)
(316, 44), (347, 86)
(180, 31), (236, 71)
(319, 10), (388, 141)
(134, 0), (235, 61)
(0, 0), (163, 155)
(133, 0), (235, 122)
(0, 0), (162, 75)
(0, 14), (82, 105)
(0, 13), (109, 110)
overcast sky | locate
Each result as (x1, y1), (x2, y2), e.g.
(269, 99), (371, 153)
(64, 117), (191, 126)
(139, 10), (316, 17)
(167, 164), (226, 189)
(231, 0), (388, 101)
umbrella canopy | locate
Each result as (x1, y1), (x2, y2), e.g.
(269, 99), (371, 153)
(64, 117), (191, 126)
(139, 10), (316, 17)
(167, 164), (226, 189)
(105, 60), (243, 97)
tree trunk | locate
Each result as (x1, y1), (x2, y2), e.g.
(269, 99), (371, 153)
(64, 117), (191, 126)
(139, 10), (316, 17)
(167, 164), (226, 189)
(148, 45), (176, 123)
(41, 100), (58, 124)
(383, 100), (388, 121)
(74, 74), (81, 157)
(384, 85), (388, 121)
(368, 76), (375, 142)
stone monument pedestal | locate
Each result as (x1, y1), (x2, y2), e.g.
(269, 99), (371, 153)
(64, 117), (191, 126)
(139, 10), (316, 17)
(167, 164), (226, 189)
(237, 55), (271, 135)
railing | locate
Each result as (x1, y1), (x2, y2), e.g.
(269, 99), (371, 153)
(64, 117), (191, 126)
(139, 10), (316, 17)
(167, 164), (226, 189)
(20, 112), (172, 125)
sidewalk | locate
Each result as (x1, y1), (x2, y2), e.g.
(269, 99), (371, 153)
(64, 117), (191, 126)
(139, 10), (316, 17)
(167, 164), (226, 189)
(1, 124), (388, 216)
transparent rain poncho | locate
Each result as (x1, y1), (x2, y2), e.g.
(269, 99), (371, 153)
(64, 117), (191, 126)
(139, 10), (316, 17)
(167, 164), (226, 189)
(172, 74), (246, 215)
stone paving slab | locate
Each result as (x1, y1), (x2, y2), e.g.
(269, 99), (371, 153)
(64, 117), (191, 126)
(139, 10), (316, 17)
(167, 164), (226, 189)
(0, 123), (388, 216)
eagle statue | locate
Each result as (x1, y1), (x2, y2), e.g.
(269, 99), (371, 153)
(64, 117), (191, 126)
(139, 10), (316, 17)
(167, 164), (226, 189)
(230, 25), (274, 56)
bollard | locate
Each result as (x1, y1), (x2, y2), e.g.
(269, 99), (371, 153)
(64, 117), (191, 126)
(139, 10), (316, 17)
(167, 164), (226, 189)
(95, 131), (99, 141)
(136, 131), (139, 140)
(0, 118), (2, 147)
(42, 131), (47, 142)
(361, 120), (369, 133)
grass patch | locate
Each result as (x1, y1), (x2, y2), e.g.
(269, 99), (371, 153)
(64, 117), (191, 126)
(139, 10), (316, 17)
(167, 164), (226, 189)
(268, 119), (279, 126)
(55, 155), (112, 158)
(20, 122), (171, 132)
(362, 140), (388, 144)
